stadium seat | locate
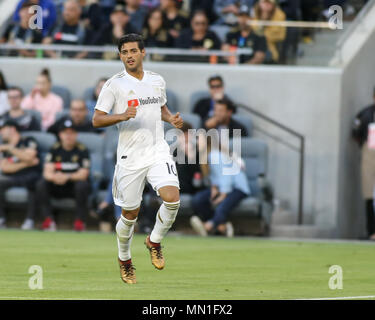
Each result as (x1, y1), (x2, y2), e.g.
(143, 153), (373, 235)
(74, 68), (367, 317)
(166, 89), (178, 113)
(51, 85), (72, 110)
(25, 109), (42, 127)
(190, 91), (210, 112)
(102, 125), (118, 182)
(77, 132), (105, 183)
(83, 86), (95, 102)
(229, 137), (273, 231)
(232, 137), (268, 196)
(232, 114), (253, 137)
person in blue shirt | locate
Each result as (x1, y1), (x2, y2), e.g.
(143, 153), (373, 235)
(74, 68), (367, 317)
(13, 0), (57, 37)
(190, 136), (250, 237)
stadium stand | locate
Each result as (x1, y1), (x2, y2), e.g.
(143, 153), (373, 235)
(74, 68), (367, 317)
(0, 0), (372, 239)
(232, 114), (253, 137)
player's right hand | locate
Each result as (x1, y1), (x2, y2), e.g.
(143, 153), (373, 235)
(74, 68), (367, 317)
(123, 106), (137, 121)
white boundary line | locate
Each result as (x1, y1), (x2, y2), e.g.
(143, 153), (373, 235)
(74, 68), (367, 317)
(296, 295), (375, 300)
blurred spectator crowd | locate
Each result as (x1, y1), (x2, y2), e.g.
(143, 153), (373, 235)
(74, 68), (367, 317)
(0, 0), (366, 65)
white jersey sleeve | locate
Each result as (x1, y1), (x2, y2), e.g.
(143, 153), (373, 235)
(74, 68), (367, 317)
(160, 76), (167, 107)
(95, 82), (116, 114)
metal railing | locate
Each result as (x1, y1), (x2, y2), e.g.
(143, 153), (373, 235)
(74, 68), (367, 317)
(0, 43), (254, 64)
(237, 103), (305, 225)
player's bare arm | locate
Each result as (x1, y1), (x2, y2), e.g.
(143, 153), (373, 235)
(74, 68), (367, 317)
(92, 108), (137, 128)
(161, 105), (183, 128)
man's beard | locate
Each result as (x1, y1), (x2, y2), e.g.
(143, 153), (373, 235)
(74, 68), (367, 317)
(126, 62), (139, 73)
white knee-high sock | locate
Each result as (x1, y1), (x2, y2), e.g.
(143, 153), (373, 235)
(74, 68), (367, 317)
(150, 201), (180, 243)
(116, 215), (137, 261)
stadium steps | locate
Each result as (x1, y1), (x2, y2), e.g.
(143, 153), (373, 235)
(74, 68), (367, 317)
(269, 225), (337, 239)
(271, 208), (314, 225)
(296, 24), (349, 67)
(268, 207), (338, 239)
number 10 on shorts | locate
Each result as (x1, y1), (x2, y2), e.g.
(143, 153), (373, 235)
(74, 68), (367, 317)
(166, 162), (177, 176)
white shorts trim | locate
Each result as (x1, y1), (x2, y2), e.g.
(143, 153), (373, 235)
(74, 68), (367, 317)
(154, 181), (180, 196)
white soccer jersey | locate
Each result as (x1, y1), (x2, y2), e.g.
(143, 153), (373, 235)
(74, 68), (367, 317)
(95, 69), (172, 170)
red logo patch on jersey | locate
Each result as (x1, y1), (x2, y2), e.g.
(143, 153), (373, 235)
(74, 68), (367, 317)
(128, 99), (139, 108)
(54, 32), (62, 41)
(55, 162), (62, 170)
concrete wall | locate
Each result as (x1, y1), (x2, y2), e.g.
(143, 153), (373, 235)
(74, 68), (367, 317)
(0, 58), (343, 234)
(337, 29), (375, 239)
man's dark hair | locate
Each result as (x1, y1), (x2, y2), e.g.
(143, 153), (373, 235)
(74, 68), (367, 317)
(7, 86), (24, 97)
(118, 33), (145, 52)
(208, 75), (224, 86)
(216, 98), (236, 112)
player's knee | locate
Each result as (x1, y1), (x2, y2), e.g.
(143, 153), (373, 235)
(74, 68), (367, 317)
(121, 207), (140, 220)
(161, 190), (180, 203)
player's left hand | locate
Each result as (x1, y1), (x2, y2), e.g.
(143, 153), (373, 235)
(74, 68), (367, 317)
(170, 112), (183, 129)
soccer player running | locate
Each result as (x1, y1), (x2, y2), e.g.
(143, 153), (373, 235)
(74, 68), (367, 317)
(92, 34), (183, 284)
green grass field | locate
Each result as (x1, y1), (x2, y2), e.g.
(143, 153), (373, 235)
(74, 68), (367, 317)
(0, 229), (374, 300)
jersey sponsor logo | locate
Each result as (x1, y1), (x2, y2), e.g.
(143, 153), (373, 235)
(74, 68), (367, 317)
(54, 32), (79, 43)
(138, 96), (163, 106)
(55, 162), (80, 171)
